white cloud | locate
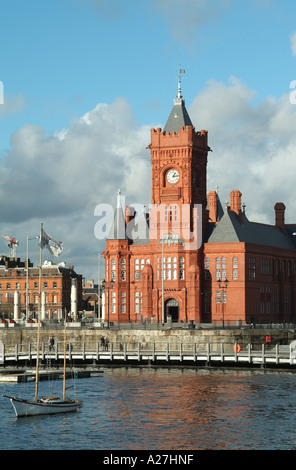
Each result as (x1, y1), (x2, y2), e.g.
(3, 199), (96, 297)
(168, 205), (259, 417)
(0, 97), (151, 279)
(290, 31), (296, 56)
(189, 77), (296, 224)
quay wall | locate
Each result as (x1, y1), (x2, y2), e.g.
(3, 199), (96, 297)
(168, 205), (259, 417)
(0, 325), (295, 350)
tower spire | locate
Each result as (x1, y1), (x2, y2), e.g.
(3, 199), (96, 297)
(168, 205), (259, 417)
(177, 65), (185, 101)
(163, 65), (192, 133)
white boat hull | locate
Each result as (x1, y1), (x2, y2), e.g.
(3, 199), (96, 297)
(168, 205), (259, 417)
(3, 395), (82, 417)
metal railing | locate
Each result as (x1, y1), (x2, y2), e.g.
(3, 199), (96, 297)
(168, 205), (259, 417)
(1, 340), (292, 367)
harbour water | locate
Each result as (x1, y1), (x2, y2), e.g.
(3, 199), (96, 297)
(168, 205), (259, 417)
(1, 366), (296, 451)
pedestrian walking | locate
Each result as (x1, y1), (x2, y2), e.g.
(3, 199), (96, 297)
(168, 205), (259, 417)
(49, 336), (54, 351)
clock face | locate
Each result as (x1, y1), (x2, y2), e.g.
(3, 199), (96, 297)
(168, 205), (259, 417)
(167, 169), (180, 184)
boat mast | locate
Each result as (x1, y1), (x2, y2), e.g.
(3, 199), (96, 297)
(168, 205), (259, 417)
(34, 222), (43, 402)
(63, 307), (67, 401)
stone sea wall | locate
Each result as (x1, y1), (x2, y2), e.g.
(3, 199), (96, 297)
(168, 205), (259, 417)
(0, 325), (295, 350)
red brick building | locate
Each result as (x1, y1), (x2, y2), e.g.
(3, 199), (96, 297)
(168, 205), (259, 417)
(0, 257), (83, 321)
(103, 83), (296, 326)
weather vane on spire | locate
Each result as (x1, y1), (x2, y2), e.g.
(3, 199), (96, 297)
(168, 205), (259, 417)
(177, 65), (185, 99)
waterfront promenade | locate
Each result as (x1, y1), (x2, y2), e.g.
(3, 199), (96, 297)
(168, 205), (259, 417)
(1, 321), (296, 370)
(0, 338), (294, 370)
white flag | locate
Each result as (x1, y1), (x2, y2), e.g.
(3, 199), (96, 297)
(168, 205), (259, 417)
(41, 230), (63, 257)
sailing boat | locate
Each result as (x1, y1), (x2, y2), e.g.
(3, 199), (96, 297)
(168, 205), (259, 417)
(3, 224), (82, 417)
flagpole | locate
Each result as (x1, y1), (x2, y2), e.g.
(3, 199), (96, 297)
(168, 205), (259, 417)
(34, 222), (43, 402)
(26, 235), (39, 321)
(26, 236), (29, 321)
(98, 253), (101, 320)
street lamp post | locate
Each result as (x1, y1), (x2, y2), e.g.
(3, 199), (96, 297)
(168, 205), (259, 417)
(217, 278), (229, 328)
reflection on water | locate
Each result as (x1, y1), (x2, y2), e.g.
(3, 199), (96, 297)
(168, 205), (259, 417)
(1, 367), (296, 450)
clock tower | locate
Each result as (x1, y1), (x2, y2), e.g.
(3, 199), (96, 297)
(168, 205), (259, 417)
(148, 67), (211, 243)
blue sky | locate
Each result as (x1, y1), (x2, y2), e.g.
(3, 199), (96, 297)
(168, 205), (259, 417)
(1, 0), (296, 279)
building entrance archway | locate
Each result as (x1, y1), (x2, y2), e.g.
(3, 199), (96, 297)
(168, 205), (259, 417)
(165, 298), (179, 322)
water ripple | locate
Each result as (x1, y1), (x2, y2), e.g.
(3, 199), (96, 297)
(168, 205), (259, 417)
(1, 367), (296, 450)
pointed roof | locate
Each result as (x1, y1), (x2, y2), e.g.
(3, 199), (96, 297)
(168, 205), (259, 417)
(107, 189), (128, 240)
(163, 98), (193, 133)
(163, 65), (193, 134)
(205, 208), (296, 250)
(130, 206), (150, 245)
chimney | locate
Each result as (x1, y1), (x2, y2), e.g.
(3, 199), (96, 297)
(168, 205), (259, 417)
(230, 190), (242, 215)
(208, 191), (218, 222)
(274, 202), (286, 232)
(125, 205), (135, 225)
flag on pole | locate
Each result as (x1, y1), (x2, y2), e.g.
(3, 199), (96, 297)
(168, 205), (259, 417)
(40, 230), (63, 257)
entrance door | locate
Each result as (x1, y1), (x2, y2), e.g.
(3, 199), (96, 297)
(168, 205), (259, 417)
(165, 298), (179, 322)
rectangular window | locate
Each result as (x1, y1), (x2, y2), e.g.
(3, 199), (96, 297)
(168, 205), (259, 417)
(121, 259), (126, 281)
(205, 257), (210, 280)
(232, 257), (238, 280)
(285, 287), (291, 315)
(216, 257), (221, 281)
(121, 292), (126, 313)
(216, 290), (221, 303)
(111, 259), (116, 281)
(134, 291), (142, 314)
(180, 257), (185, 280)
(249, 257), (256, 281)
(135, 259), (139, 281)
(222, 290), (227, 304)
(222, 257), (227, 280)
(111, 291), (116, 313)
(261, 258), (270, 275)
